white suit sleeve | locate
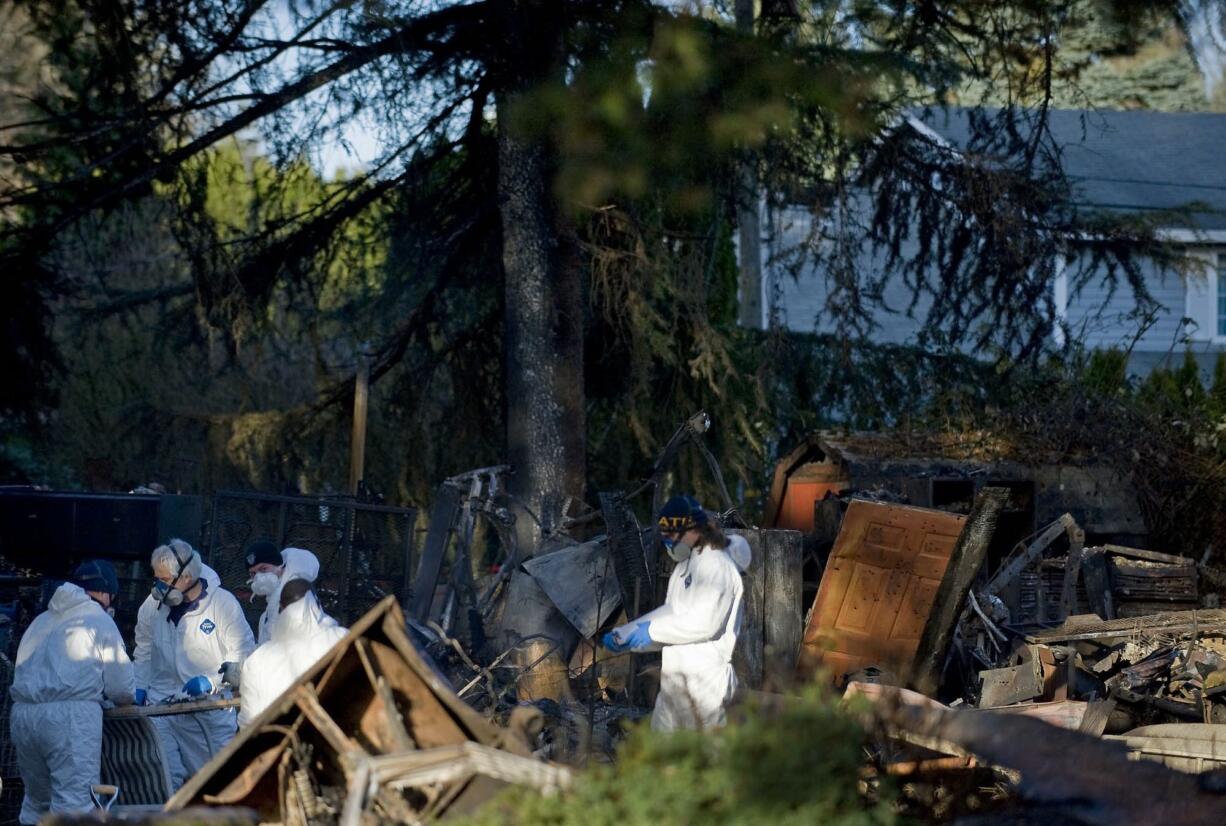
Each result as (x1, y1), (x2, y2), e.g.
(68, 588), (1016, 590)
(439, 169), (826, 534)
(217, 592), (257, 665)
(237, 653), (268, 728)
(257, 605), (272, 646)
(132, 598), (154, 690)
(645, 558), (737, 646)
(96, 618), (136, 705)
(617, 603), (674, 638)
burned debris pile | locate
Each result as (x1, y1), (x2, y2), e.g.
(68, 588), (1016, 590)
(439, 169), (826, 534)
(959, 530), (1226, 733)
(163, 597), (569, 824)
(16, 420), (1226, 825)
(801, 486), (1226, 823)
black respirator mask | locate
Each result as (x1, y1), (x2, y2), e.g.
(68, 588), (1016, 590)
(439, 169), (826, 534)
(151, 545), (193, 608)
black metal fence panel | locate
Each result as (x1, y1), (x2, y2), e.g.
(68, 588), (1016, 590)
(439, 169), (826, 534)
(204, 491), (419, 630)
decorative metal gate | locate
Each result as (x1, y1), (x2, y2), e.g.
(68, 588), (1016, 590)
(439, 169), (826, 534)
(205, 491), (419, 631)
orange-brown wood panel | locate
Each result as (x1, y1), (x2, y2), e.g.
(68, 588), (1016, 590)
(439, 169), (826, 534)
(775, 480), (847, 533)
(797, 500), (966, 681)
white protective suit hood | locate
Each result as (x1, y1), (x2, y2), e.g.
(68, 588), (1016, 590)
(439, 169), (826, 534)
(257, 547), (320, 644)
(726, 534), (751, 574)
(239, 589), (346, 727)
(48, 581), (92, 614)
(11, 582), (135, 706)
(198, 562), (222, 591)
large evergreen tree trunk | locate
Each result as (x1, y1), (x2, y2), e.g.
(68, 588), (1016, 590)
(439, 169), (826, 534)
(496, 3), (586, 553)
(735, 0), (764, 330)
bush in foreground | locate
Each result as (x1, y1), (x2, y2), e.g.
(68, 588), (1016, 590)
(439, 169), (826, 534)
(461, 688), (895, 826)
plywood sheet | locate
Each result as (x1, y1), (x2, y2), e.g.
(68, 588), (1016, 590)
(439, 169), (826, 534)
(797, 500), (965, 681)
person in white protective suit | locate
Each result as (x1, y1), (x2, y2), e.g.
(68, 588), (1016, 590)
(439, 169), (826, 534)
(10, 560), (135, 824)
(243, 540), (321, 644)
(133, 539), (256, 790)
(238, 578), (347, 727)
(602, 495), (745, 732)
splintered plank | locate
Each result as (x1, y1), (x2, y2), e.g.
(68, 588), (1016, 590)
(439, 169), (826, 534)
(1029, 609), (1226, 643)
(365, 637), (469, 748)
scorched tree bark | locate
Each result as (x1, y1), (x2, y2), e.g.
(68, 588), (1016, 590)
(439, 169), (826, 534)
(496, 1), (586, 552)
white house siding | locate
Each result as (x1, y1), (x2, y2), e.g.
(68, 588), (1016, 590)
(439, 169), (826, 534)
(1061, 251), (1187, 353)
(766, 202), (933, 345)
(765, 204), (1225, 378)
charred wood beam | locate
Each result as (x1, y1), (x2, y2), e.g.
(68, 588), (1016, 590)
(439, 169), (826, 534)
(407, 483), (464, 623)
(911, 486), (1009, 696)
(869, 687), (1226, 826)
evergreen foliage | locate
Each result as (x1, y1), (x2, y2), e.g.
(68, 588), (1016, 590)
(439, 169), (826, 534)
(1, 0), (1221, 517)
(458, 688), (893, 826)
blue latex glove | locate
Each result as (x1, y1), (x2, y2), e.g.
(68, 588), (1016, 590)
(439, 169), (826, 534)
(134, 688), (148, 706)
(601, 631), (630, 653)
(624, 622), (653, 651)
(181, 675), (213, 697)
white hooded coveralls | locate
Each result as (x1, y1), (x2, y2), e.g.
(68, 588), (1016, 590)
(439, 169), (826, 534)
(9, 583), (135, 824)
(239, 589), (346, 728)
(256, 547), (320, 644)
(133, 564), (255, 789)
(615, 543), (744, 732)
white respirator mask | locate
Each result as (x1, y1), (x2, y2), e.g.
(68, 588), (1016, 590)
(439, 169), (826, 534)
(249, 571), (280, 597)
(666, 539), (693, 563)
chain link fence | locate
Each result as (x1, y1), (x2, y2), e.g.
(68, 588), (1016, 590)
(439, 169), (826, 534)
(204, 491), (419, 631)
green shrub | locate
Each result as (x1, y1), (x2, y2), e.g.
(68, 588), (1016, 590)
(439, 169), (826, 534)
(459, 688), (895, 826)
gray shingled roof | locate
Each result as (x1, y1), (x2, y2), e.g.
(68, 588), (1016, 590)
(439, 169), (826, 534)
(916, 107), (1226, 230)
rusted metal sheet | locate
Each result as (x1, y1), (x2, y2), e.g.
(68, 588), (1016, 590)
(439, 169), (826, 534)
(763, 436), (849, 533)
(797, 499), (966, 681)
(978, 645), (1058, 708)
(522, 539), (621, 638)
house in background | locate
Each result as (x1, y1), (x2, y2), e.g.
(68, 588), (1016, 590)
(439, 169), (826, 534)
(765, 108), (1226, 378)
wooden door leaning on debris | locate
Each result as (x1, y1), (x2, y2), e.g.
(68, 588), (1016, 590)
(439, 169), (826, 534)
(797, 500), (966, 683)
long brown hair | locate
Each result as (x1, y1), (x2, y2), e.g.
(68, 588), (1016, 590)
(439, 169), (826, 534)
(692, 519), (726, 553)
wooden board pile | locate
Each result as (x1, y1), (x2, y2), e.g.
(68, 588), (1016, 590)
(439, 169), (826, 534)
(952, 510), (1226, 736)
(164, 597), (570, 825)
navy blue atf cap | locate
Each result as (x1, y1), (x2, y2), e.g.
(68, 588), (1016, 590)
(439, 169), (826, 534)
(73, 559), (119, 595)
(657, 494), (707, 532)
(244, 539), (282, 568)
